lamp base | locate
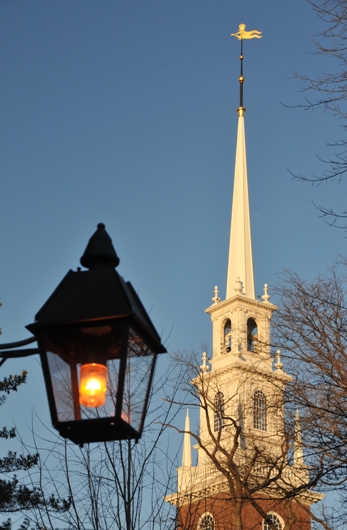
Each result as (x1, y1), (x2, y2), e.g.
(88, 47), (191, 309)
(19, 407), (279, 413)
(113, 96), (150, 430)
(54, 417), (141, 446)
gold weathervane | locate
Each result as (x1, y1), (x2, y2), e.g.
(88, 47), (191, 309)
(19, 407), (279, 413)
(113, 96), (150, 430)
(231, 23), (262, 40)
(231, 24), (262, 110)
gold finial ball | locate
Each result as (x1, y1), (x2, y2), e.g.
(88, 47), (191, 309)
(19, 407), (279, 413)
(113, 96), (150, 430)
(239, 75), (244, 83)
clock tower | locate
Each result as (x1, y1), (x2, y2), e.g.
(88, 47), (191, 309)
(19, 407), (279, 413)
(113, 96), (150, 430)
(166, 25), (323, 530)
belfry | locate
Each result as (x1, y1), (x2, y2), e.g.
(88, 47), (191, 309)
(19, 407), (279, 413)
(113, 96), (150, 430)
(166, 25), (322, 530)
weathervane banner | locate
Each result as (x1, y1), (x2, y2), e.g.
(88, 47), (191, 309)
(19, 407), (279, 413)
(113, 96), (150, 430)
(231, 23), (262, 40)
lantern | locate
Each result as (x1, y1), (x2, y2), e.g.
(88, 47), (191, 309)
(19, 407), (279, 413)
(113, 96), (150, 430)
(27, 223), (166, 445)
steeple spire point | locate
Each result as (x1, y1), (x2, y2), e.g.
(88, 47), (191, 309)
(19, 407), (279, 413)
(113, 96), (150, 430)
(226, 25), (262, 300)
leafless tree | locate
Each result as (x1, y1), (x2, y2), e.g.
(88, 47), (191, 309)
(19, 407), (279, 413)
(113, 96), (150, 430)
(293, 0), (347, 226)
(0, 371), (71, 530)
(273, 260), (347, 528)
(20, 360), (181, 530)
(165, 350), (324, 530)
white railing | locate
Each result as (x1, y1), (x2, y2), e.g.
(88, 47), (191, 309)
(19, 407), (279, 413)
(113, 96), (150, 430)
(178, 460), (309, 494)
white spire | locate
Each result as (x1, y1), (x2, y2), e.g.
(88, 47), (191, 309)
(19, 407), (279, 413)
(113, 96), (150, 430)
(226, 107), (255, 299)
(182, 409), (192, 467)
(294, 408), (305, 466)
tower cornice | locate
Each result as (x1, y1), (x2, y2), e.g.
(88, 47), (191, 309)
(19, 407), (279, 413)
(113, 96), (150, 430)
(205, 294), (277, 317)
(194, 359), (292, 385)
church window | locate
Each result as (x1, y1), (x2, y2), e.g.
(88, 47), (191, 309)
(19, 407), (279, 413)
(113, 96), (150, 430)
(253, 390), (267, 431)
(198, 513), (215, 530)
(247, 318), (258, 352)
(214, 391), (225, 432)
(224, 319), (232, 352)
(262, 513), (283, 530)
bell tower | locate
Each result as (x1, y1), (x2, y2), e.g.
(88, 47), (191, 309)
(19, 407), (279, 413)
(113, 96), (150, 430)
(166, 24), (322, 530)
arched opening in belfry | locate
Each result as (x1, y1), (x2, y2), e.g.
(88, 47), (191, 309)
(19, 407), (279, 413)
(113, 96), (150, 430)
(247, 317), (258, 352)
(224, 319), (232, 352)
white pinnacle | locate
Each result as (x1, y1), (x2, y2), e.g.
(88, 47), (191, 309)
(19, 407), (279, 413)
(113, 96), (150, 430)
(294, 408), (305, 466)
(182, 409), (192, 467)
(226, 108), (255, 300)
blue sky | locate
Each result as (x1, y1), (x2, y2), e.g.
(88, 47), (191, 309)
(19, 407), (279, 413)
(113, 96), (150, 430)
(0, 0), (345, 504)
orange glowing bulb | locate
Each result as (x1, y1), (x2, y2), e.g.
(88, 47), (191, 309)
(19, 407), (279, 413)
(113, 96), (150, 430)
(79, 363), (107, 408)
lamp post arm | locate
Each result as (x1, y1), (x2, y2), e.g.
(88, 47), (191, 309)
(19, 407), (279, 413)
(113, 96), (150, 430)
(0, 337), (39, 366)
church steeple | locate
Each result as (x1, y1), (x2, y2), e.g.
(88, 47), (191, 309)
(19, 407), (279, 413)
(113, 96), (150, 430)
(226, 24), (261, 300)
(166, 27), (323, 529)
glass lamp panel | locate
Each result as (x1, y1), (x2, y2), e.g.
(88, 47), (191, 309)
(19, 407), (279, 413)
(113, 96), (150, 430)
(123, 328), (156, 431)
(47, 351), (76, 422)
(43, 322), (122, 367)
(43, 322), (124, 421)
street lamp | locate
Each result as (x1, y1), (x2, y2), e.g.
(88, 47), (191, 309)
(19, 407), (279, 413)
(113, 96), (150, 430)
(0, 223), (166, 446)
